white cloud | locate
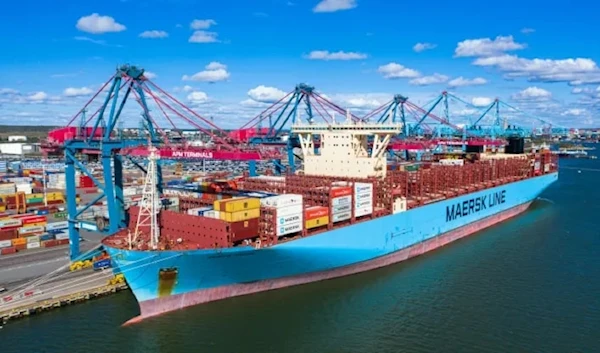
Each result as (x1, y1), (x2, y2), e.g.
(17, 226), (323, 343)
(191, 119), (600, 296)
(241, 99), (271, 108)
(571, 87), (584, 94)
(205, 61), (227, 70)
(313, 0), (357, 13)
(340, 97), (382, 109)
(378, 63), (420, 79)
(409, 73), (449, 86)
(562, 108), (585, 116)
(63, 87), (93, 97)
(413, 42), (437, 53)
(447, 76), (488, 87)
(144, 71), (157, 79)
(521, 28), (535, 34)
(473, 55), (600, 84)
(187, 91), (209, 104)
(74, 36), (106, 45)
(190, 19), (217, 30)
(512, 86), (552, 101)
(0, 88), (18, 95)
(454, 35), (525, 58)
(305, 50), (367, 60)
(189, 31), (219, 43)
(139, 30), (168, 39)
(182, 85), (194, 92)
(76, 13), (126, 34)
(247, 85), (287, 103)
(182, 62), (230, 82)
(472, 97), (493, 107)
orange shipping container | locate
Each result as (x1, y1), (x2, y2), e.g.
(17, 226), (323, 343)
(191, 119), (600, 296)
(11, 237), (27, 246)
(331, 187), (352, 198)
(305, 206), (329, 220)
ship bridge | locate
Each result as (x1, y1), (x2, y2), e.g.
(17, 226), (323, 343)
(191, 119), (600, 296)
(291, 118), (402, 179)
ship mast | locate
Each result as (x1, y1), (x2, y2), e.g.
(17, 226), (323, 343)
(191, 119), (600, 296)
(133, 145), (161, 249)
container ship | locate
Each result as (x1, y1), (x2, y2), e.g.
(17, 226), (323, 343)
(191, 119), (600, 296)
(102, 121), (559, 323)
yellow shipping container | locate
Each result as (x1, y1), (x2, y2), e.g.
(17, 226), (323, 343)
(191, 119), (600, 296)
(215, 197), (260, 213)
(26, 193), (44, 200)
(12, 238), (27, 246)
(219, 208), (260, 222)
(0, 205), (5, 212)
(305, 215), (329, 230)
(27, 222), (47, 228)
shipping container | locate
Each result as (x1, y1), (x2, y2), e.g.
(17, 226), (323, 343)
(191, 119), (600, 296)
(354, 182), (373, 195)
(0, 246), (17, 255)
(277, 221), (302, 237)
(331, 186), (352, 198)
(40, 233), (55, 241)
(220, 208), (261, 223)
(19, 226), (45, 235)
(276, 212), (302, 226)
(26, 241), (40, 249)
(11, 237), (27, 246)
(304, 206), (329, 220)
(54, 232), (70, 240)
(332, 204), (352, 214)
(332, 195), (351, 207)
(0, 229), (17, 241)
(0, 219), (22, 228)
(260, 194), (302, 208)
(41, 239), (58, 248)
(0, 240), (12, 248)
(215, 197), (261, 213)
(46, 221), (68, 231)
(306, 215), (329, 229)
(229, 218), (259, 242)
(332, 211), (352, 223)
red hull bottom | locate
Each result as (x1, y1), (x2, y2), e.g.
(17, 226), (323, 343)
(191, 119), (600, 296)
(125, 201), (532, 325)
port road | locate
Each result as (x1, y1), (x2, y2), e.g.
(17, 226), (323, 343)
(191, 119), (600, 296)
(0, 229), (104, 287)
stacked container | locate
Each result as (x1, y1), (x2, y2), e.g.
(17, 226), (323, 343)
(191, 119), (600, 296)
(304, 206), (329, 230)
(187, 206), (213, 216)
(16, 182), (32, 195)
(261, 194), (303, 237)
(0, 183), (16, 195)
(330, 185), (352, 223)
(214, 197), (261, 242)
(354, 182), (373, 217)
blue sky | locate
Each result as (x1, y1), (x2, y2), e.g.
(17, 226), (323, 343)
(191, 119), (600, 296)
(1, 0), (599, 129)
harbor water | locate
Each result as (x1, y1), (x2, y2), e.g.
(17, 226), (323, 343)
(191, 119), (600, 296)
(3, 151), (600, 353)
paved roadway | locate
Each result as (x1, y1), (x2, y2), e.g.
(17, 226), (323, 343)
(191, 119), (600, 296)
(0, 230), (105, 287)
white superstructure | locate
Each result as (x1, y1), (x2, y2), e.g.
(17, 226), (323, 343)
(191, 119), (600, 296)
(291, 114), (402, 179)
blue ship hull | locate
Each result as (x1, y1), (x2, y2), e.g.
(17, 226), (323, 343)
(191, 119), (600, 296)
(104, 172), (558, 322)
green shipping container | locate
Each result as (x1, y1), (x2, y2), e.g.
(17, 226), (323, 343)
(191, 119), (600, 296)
(26, 197), (44, 204)
(53, 212), (68, 219)
(404, 164), (420, 172)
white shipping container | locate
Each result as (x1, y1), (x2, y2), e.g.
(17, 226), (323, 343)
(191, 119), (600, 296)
(355, 205), (373, 217)
(46, 221), (68, 231)
(55, 232), (70, 240)
(25, 235), (40, 243)
(26, 241), (41, 249)
(276, 221), (302, 236)
(331, 195), (351, 207)
(438, 159), (464, 166)
(332, 204), (351, 214)
(332, 211), (351, 223)
(355, 199), (372, 209)
(0, 240), (12, 248)
(123, 187), (138, 197)
(354, 182), (373, 194)
(0, 219), (22, 227)
(260, 194), (302, 208)
(276, 213), (303, 227)
(355, 192), (372, 201)
(274, 204), (303, 217)
(19, 226), (45, 235)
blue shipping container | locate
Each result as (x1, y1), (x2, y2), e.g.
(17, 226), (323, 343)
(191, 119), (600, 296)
(40, 233), (55, 241)
(93, 258), (111, 270)
(36, 209), (50, 215)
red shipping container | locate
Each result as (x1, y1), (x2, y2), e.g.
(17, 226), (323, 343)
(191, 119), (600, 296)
(228, 218), (259, 242)
(42, 240), (58, 248)
(331, 186), (352, 198)
(0, 229), (17, 241)
(22, 216), (47, 225)
(56, 239), (70, 245)
(305, 206), (329, 220)
(1, 246), (17, 255)
(14, 243), (27, 251)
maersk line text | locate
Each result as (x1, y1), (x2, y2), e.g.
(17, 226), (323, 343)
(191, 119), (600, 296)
(446, 190), (506, 222)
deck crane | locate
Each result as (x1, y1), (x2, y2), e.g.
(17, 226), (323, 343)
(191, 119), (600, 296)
(232, 83), (363, 173)
(63, 64), (279, 260)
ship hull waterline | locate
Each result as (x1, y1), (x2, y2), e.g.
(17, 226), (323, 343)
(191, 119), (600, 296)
(103, 172), (558, 325)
